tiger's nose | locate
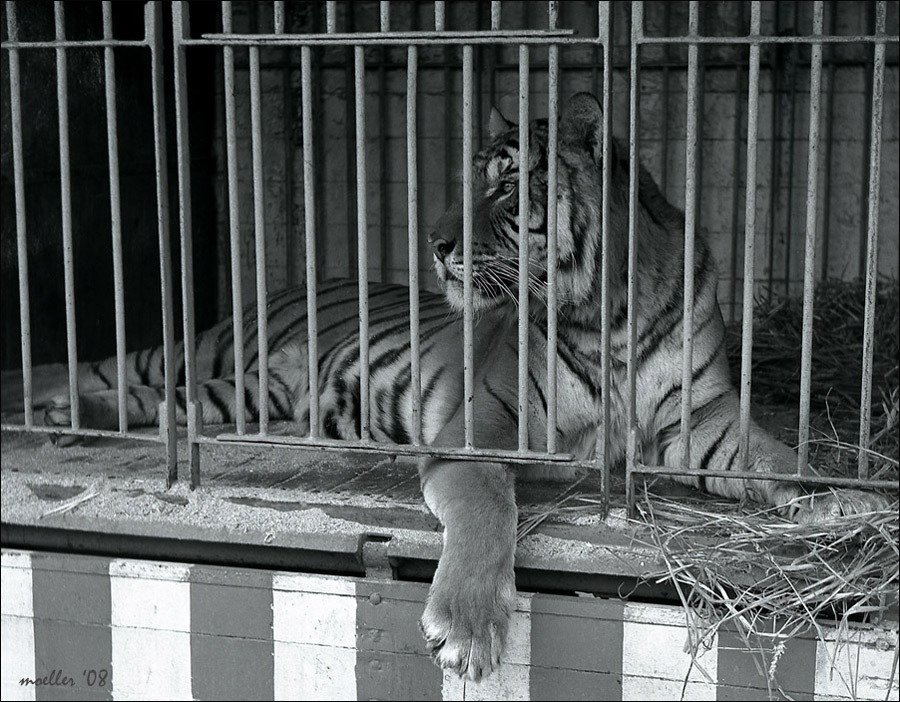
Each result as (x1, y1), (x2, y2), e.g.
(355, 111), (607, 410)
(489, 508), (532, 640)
(429, 235), (456, 263)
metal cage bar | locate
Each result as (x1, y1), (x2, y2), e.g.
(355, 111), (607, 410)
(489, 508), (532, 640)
(517, 44), (530, 452)
(796, 1), (825, 475)
(462, 44), (475, 449)
(54, 2), (80, 430)
(738, 1), (763, 472)
(857, 0), (888, 480)
(407, 45), (423, 445)
(355, 45), (371, 441)
(545, 0), (559, 454)
(679, 1), (700, 472)
(6, 1), (34, 429)
(102, 1), (128, 435)
(222, 1), (247, 434)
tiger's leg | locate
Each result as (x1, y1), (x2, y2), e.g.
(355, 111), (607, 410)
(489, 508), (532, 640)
(659, 392), (891, 521)
(42, 367), (303, 432)
(418, 380), (520, 681)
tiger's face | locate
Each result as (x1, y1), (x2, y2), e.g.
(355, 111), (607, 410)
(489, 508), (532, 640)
(429, 93), (615, 315)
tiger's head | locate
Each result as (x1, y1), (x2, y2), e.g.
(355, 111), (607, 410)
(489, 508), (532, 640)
(428, 92), (632, 317)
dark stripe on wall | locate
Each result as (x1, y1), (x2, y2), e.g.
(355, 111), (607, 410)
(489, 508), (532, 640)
(716, 628), (815, 701)
(355, 580), (442, 700)
(190, 566), (274, 701)
(530, 594), (625, 701)
(31, 553), (113, 702)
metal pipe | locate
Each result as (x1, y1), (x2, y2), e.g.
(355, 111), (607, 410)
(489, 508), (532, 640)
(355, 46), (371, 440)
(517, 45), (530, 452)
(626, 3), (642, 486)
(54, 3), (81, 429)
(797, 1), (824, 475)
(857, 1), (887, 480)
(380, 2), (390, 31)
(738, 2), (762, 471)
(250, 44), (269, 434)
(326, 2), (336, 32)
(148, 1), (179, 483)
(274, 1), (285, 33)
(679, 1), (700, 471)
(545, 0), (559, 454)
(462, 44), (475, 449)
(407, 45), (422, 445)
(491, 2), (501, 29)
(1, 39), (150, 49)
(598, 0), (613, 515)
(172, 1), (200, 485)
(434, 2), (445, 31)
(222, 2), (246, 433)
(101, 2), (128, 433)
(6, 2), (34, 428)
(301, 46), (319, 438)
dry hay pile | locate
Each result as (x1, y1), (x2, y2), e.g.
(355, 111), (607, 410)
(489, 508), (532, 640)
(725, 278), (899, 482)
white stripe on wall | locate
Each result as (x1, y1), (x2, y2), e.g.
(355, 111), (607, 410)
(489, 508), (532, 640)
(814, 627), (900, 701)
(110, 560), (192, 701)
(622, 602), (718, 701)
(442, 594), (533, 701)
(1, 551), (35, 702)
(272, 572), (357, 701)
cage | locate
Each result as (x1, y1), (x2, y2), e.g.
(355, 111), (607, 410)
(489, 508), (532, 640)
(1, 1), (898, 699)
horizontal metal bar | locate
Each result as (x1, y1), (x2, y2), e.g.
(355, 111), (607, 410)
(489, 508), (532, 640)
(189, 30), (595, 47)
(0, 424), (164, 442)
(1, 39), (149, 49)
(205, 432), (582, 464)
(636, 34), (898, 46)
(630, 464), (899, 491)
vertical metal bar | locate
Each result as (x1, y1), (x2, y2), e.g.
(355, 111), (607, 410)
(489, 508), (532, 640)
(738, 2), (762, 472)
(462, 45), (475, 449)
(172, 1), (200, 486)
(102, 2), (128, 433)
(407, 45), (422, 445)
(491, 1), (501, 29)
(820, 6), (837, 281)
(434, 1), (445, 31)
(380, 1), (390, 31)
(598, 0), (613, 515)
(517, 45), (530, 452)
(679, 2), (700, 471)
(545, 1), (559, 454)
(55, 2), (80, 429)
(250, 44), (269, 434)
(6, 2), (34, 428)
(325, 1), (336, 32)
(626, 3), (642, 504)
(728, 21), (745, 323)
(148, 1), (179, 484)
(273, 1), (284, 32)
(301, 46), (319, 438)
(355, 46), (371, 440)
(222, 2), (246, 433)
(796, 1), (824, 475)
(343, 5), (357, 280)
(857, 1), (887, 480)
(378, 3), (390, 281)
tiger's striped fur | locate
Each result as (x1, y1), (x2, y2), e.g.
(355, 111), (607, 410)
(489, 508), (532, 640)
(14, 92), (887, 682)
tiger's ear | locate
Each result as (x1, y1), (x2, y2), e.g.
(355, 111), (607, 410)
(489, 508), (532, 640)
(489, 106), (513, 138)
(560, 92), (604, 162)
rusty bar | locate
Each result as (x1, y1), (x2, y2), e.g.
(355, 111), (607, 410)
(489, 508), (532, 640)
(797, 1), (824, 475)
(738, 2), (762, 471)
(517, 44), (530, 452)
(249, 43), (269, 434)
(301, 46), (319, 438)
(857, 1), (887, 480)
(545, 0), (559, 453)
(6, 1), (33, 427)
(55, 2), (80, 429)
(462, 44), (475, 449)
(221, 2), (246, 433)
(407, 44), (422, 444)
(355, 45), (371, 440)
(102, 2), (128, 433)
(148, 1), (179, 482)
(679, 1), (700, 470)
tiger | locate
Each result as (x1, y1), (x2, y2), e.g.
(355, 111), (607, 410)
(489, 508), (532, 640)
(4, 92), (889, 682)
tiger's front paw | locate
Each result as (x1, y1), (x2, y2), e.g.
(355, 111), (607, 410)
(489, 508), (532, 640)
(420, 559), (516, 681)
(787, 489), (893, 524)
(44, 394), (84, 446)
